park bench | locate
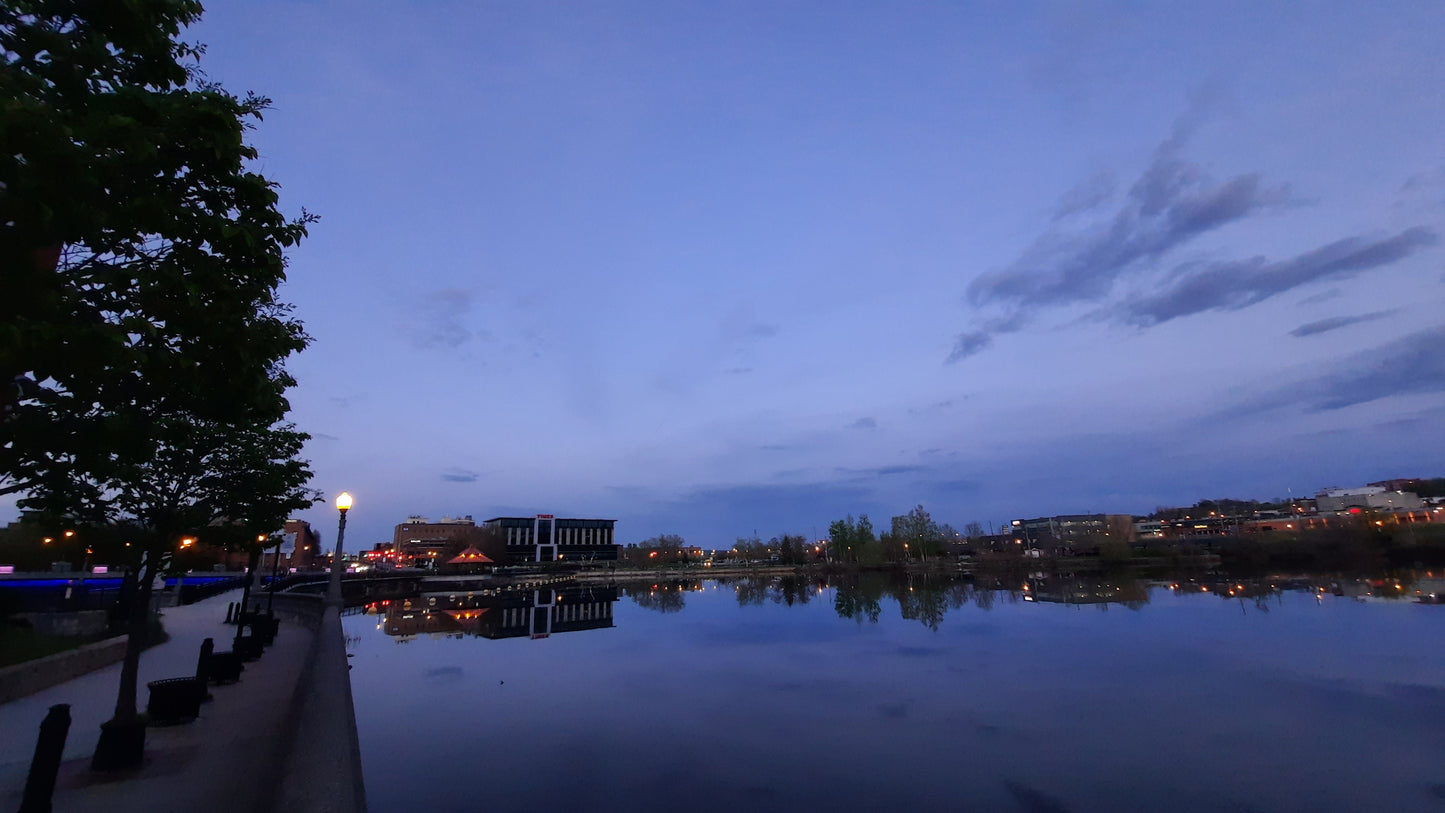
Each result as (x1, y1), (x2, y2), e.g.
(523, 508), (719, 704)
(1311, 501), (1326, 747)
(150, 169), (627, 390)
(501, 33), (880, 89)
(207, 649), (244, 683)
(233, 632), (264, 661)
(146, 677), (205, 724)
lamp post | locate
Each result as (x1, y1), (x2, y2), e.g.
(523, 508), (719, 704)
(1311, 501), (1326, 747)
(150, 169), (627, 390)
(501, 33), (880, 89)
(328, 492), (352, 607)
(262, 534), (280, 617)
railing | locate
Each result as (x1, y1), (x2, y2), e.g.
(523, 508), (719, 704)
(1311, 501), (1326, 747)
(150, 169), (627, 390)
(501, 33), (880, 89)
(173, 576), (248, 605)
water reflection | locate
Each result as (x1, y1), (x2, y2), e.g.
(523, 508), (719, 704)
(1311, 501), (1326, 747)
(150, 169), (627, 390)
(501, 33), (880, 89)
(345, 566), (1445, 813)
(367, 584), (618, 641)
(665, 568), (1445, 630)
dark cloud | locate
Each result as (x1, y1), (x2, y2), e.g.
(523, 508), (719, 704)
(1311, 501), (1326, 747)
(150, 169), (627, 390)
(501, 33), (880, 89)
(1050, 170), (1116, 221)
(946, 330), (992, 363)
(641, 481), (878, 540)
(723, 366), (754, 375)
(1003, 779), (1071, 813)
(1123, 228), (1436, 326)
(1230, 325), (1445, 414)
(309, 432), (339, 442)
(967, 130), (1289, 310)
(1400, 166), (1445, 193)
(908, 399), (956, 414)
(1305, 325), (1445, 410)
(409, 288), (479, 349)
(835, 464), (926, 477)
(1289, 309), (1398, 338)
(1296, 288), (1344, 306)
(441, 467), (480, 483)
(848, 417), (877, 430)
(922, 478), (980, 493)
(948, 100), (1438, 363)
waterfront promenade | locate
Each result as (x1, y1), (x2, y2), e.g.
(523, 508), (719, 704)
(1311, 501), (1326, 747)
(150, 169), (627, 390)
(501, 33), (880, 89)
(0, 589), (362, 812)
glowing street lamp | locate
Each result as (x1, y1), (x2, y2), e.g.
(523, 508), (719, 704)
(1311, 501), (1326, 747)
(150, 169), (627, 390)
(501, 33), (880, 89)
(328, 492), (353, 606)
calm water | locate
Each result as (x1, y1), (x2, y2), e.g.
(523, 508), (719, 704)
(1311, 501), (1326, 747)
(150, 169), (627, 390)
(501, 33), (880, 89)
(343, 572), (1445, 812)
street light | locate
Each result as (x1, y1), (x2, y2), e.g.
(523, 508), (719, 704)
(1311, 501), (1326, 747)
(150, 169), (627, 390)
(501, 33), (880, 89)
(328, 492), (353, 606)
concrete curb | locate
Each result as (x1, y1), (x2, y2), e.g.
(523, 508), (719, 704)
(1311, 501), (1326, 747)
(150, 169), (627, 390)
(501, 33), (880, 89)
(269, 594), (368, 813)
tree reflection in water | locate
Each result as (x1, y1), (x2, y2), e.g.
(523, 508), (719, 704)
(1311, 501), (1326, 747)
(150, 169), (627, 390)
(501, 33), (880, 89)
(630, 567), (1444, 629)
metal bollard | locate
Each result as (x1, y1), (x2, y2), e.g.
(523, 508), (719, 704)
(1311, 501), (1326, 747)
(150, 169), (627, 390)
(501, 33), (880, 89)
(19, 704), (70, 813)
(224, 602), (235, 623)
(195, 637), (214, 686)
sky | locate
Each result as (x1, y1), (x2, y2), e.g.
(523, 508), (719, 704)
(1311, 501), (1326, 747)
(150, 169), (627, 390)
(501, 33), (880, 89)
(12, 1), (1445, 551)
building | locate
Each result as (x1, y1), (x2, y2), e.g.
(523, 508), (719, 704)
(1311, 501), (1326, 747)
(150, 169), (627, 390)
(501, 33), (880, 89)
(281, 519), (322, 570)
(226, 518), (323, 571)
(378, 585), (618, 640)
(1314, 487), (1423, 514)
(392, 515), (486, 568)
(1009, 514), (1137, 552)
(482, 515), (619, 563)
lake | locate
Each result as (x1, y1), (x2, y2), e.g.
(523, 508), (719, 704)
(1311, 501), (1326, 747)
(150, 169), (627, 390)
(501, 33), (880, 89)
(342, 570), (1445, 812)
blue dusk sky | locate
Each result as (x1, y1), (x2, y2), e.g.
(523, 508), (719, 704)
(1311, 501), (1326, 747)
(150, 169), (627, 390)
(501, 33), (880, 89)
(13, 2), (1445, 549)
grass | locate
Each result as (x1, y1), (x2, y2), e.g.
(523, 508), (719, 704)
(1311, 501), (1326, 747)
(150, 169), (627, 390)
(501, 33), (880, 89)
(0, 623), (114, 669)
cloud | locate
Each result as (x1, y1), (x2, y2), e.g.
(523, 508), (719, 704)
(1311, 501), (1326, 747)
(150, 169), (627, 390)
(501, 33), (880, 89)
(967, 128), (1290, 311)
(949, 103), (1440, 363)
(908, 399), (957, 415)
(1232, 324), (1445, 413)
(946, 330), (992, 363)
(643, 481), (878, 539)
(848, 417), (877, 430)
(1305, 325), (1445, 410)
(441, 467), (480, 483)
(408, 288), (480, 349)
(1122, 228), (1436, 326)
(1050, 170), (1116, 221)
(835, 464), (925, 477)
(723, 367), (754, 375)
(1297, 288), (1344, 306)
(1289, 309), (1399, 338)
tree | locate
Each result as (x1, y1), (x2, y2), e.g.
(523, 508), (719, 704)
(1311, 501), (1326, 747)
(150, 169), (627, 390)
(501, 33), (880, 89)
(890, 504), (940, 562)
(1, 0), (314, 496)
(828, 514), (877, 563)
(1, 3), (316, 769)
(769, 533), (809, 566)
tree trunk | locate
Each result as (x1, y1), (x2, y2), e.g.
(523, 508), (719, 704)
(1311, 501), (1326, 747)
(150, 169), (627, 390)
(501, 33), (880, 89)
(112, 552), (158, 723)
(92, 547), (159, 770)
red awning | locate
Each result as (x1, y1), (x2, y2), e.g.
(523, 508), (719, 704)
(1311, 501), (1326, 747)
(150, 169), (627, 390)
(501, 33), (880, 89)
(446, 546), (494, 565)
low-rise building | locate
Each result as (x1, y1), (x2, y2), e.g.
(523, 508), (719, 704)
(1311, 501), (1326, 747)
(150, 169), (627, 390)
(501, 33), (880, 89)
(1315, 487), (1423, 513)
(392, 515), (486, 568)
(1010, 514), (1137, 552)
(482, 515), (619, 564)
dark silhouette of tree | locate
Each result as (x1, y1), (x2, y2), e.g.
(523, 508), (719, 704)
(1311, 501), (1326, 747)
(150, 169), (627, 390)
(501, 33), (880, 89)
(0, 2), (316, 769)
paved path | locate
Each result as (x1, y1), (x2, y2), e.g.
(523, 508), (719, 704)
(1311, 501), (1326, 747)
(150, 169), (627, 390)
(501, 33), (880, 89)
(0, 589), (319, 813)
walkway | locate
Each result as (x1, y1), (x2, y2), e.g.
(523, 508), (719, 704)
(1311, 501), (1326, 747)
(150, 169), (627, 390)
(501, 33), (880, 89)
(0, 589), (319, 813)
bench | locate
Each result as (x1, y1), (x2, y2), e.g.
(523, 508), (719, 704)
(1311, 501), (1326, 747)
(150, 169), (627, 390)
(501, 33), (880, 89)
(146, 677), (205, 724)
(207, 650), (245, 683)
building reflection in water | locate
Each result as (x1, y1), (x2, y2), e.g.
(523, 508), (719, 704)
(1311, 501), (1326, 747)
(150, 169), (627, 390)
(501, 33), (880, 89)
(367, 585), (619, 642)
